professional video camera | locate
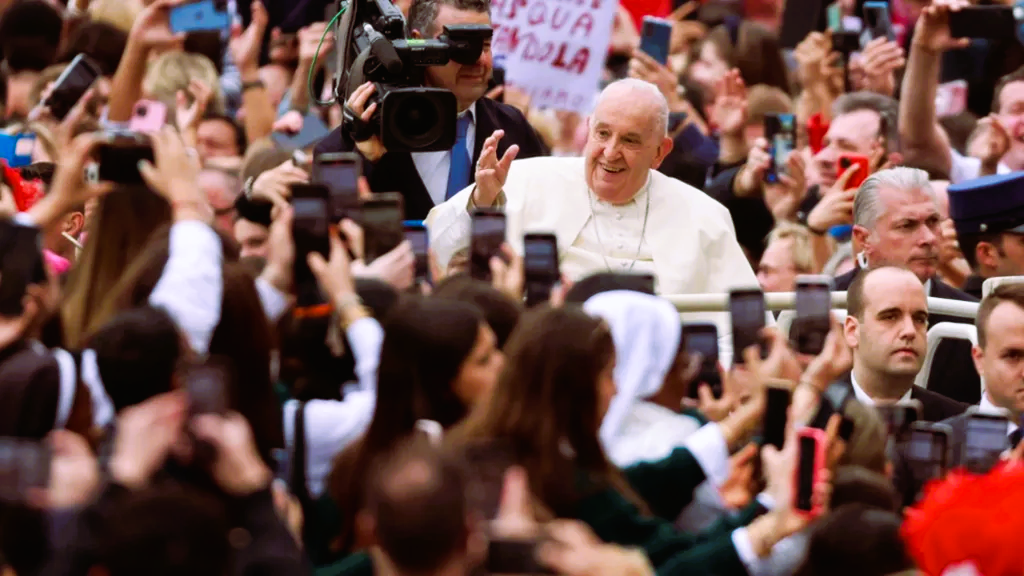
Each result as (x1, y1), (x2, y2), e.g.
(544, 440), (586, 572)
(331, 0), (492, 152)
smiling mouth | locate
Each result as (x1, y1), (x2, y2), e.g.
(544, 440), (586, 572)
(601, 165), (625, 174)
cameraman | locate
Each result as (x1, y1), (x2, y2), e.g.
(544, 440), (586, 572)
(315, 0), (549, 220)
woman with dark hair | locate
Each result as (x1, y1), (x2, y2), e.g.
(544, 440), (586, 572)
(432, 275), (523, 349)
(317, 296), (502, 563)
(688, 20), (791, 101)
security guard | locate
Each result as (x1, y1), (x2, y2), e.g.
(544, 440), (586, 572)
(949, 172), (1024, 299)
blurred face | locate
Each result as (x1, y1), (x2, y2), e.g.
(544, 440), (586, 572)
(996, 81), (1024, 171)
(584, 87), (673, 204)
(597, 351), (617, 424)
(854, 186), (941, 283)
(978, 233), (1024, 278)
(757, 238), (799, 293)
(234, 218), (270, 259)
(845, 269), (928, 379)
(813, 109), (882, 187)
(688, 41), (729, 97)
(976, 300), (1024, 418)
(452, 324), (504, 407)
(196, 119), (240, 160)
(421, 6), (493, 112)
(198, 170), (239, 233)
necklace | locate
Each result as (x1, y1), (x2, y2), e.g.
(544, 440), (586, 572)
(587, 177), (652, 273)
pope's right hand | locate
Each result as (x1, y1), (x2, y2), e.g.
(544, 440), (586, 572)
(347, 82), (387, 163)
(473, 129), (518, 207)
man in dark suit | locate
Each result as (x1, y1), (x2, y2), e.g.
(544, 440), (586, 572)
(834, 167), (980, 405)
(832, 266), (967, 423)
(314, 0), (549, 220)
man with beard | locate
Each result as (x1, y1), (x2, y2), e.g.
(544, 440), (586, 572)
(835, 167), (981, 405)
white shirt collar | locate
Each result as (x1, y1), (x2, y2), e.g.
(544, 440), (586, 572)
(461, 101), (477, 124)
(849, 371), (913, 406)
(979, 393), (1018, 434)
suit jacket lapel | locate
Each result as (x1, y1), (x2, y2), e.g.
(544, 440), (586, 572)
(472, 100), (499, 166)
(372, 152), (435, 219)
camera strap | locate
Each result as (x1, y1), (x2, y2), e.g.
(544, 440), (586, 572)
(343, 105), (375, 143)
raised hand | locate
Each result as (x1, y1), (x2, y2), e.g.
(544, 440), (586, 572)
(298, 21), (334, 67)
(967, 115), (1011, 175)
(473, 129), (518, 207)
(229, 0), (269, 73)
(129, 0), (187, 52)
(710, 69), (748, 137)
(856, 37), (906, 97)
(913, 0), (972, 53)
(175, 79), (214, 134)
(734, 138), (771, 198)
(345, 82), (387, 162)
(764, 151), (808, 222)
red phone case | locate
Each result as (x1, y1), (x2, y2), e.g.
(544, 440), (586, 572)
(837, 154), (869, 190)
(807, 114), (828, 154)
(793, 427), (827, 519)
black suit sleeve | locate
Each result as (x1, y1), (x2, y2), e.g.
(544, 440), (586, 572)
(705, 166), (775, 261)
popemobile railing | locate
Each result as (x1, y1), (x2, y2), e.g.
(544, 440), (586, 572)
(661, 291), (979, 321)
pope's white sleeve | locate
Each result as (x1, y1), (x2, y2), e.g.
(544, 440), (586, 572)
(426, 185), (476, 269)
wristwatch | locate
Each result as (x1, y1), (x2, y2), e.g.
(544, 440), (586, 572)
(241, 80), (265, 93)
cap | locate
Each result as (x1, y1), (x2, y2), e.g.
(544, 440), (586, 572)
(948, 172), (1024, 236)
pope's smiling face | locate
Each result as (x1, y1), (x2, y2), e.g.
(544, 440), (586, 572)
(583, 82), (673, 205)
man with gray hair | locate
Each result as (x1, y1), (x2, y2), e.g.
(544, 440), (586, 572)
(428, 78), (760, 358)
(833, 166), (980, 404)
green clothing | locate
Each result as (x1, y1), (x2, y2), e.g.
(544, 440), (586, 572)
(312, 446), (755, 576)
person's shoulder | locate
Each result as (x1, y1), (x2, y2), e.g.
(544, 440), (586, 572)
(914, 386), (970, 418)
(933, 278), (979, 303)
(650, 171), (723, 210)
(477, 97), (531, 127)
(509, 155), (582, 174)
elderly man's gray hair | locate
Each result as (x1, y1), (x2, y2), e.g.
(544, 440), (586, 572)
(853, 167), (934, 230)
(596, 78), (670, 137)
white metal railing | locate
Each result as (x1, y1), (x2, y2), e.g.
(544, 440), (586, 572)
(662, 291), (979, 321)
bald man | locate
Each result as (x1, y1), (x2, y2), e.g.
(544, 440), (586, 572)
(428, 78), (760, 359)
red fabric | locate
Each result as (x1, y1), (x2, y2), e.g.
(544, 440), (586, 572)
(903, 463), (1024, 576)
(1, 160), (44, 212)
(621, 0), (671, 31)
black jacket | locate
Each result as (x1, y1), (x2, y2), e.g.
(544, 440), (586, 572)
(314, 97), (549, 220)
(834, 268), (982, 405)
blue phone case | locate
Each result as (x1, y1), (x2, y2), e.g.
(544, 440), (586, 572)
(640, 17), (672, 65)
(0, 134), (36, 168)
(169, 0), (231, 34)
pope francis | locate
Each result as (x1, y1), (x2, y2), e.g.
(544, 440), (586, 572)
(426, 78), (761, 358)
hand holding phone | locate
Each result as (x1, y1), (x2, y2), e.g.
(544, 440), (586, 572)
(404, 221), (430, 283)
(863, 1), (896, 42)
(639, 16), (672, 65)
(948, 6), (1015, 40)
(129, 100), (168, 134)
(43, 54), (101, 121)
(96, 133), (155, 185)
(682, 323), (721, 398)
(169, 0), (231, 34)
(837, 154), (869, 190)
(794, 427), (827, 517)
(764, 113), (796, 184)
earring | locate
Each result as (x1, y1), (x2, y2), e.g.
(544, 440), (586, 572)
(856, 251), (868, 269)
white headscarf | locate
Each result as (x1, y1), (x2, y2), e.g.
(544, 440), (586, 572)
(583, 290), (682, 449)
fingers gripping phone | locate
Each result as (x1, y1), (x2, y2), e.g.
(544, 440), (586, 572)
(404, 220), (430, 283)
(790, 275), (833, 356)
(764, 113), (796, 184)
(0, 438), (52, 504)
(794, 427), (827, 517)
(523, 233), (559, 307)
(837, 154), (869, 190)
(906, 422), (951, 489)
(290, 183), (331, 309)
(313, 153), (362, 222)
(729, 288), (768, 364)
(169, 0), (231, 34)
(361, 194), (405, 264)
(470, 209), (507, 282)
(682, 323), (721, 399)
(963, 409), (1010, 474)
(639, 16), (673, 65)
(129, 100), (168, 134)
(43, 54), (101, 121)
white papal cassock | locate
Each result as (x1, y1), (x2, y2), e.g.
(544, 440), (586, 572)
(426, 156), (765, 365)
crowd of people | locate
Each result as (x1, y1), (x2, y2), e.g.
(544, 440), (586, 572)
(3, 0), (1024, 573)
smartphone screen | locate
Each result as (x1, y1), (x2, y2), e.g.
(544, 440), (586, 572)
(639, 16), (672, 65)
(291, 190), (330, 307)
(470, 211), (506, 281)
(796, 434), (818, 511)
(908, 427), (948, 467)
(0, 439), (51, 504)
(314, 154), (361, 222)
(964, 414), (1009, 474)
(792, 280), (832, 355)
(729, 289), (767, 363)
(169, 0), (231, 34)
(524, 234), (559, 281)
(44, 54), (101, 121)
(404, 222), (429, 280)
(948, 6), (1014, 40)
(765, 113), (796, 184)
(876, 401), (921, 441)
(181, 362), (229, 415)
(0, 220), (46, 317)
(97, 137), (154, 185)
(362, 195), (405, 263)
(0, 133), (37, 168)
(764, 387), (792, 450)
(863, 1), (895, 41)
(682, 324), (720, 397)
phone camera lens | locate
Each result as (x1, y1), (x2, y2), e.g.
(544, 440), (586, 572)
(136, 105), (147, 116)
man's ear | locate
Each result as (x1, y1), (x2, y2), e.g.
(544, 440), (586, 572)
(651, 135), (674, 169)
(851, 225), (870, 258)
(843, 315), (860, 350)
(971, 343), (985, 381)
(65, 212), (85, 237)
(977, 240), (1000, 270)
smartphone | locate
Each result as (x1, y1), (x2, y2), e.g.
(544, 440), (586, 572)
(180, 360), (230, 415)
(0, 438), (52, 504)
(807, 114), (828, 155)
(470, 209), (507, 282)
(0, 133), (36, 168)
(876, 399), (922, 442)
(607, 272), (656, 295)
(764, 113), (796, 184)
(129, 100), (168, 134)
(790, 275), (833, 356)
(906, 422), (951, 486)
(43, 54), (101, 121)
(837, 154), (869, 190)
(949, 6), (1015, 40)
(827, 2), (843, 30)
(486, 540), (555, 574)
(838, 416), (855, 442)
(461, 439), (516, 520)
(96, 133), (155, 185)
(313, 152), (362, 222)
(404, 220), (430, 282)
(291, 183), (331, 308)
(0, 220), (45, 317)
(863, 1), (896, 42)
(523, 232), (559, 307)
(764, 386), (792, 450)
(794, 427), (827, 516)
(682, 323), (721, 398)
(272, 113), (332, 152)
(639, 16), (672, 65)
(729, 288), (768, 363)
(361, 193), (405, 264)
(963, 409), (1010, 474)
(169, 0), (231, 34)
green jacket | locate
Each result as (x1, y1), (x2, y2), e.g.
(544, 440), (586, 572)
(312, 446), (757, 576)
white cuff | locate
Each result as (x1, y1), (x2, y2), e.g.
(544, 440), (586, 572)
(731, 528), (760, 569)
(256, 277), (289, 323)
(12, 212), (37, 228)
(756, 492), (776, 511)
(683, 422), (731, 487)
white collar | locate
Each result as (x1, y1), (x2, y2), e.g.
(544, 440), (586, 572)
(979, 393), (1018, 434)
(460, 102), (477, 124)
(850, 371), (913, 406)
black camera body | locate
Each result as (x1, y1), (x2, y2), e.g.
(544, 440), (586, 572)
(337, 0), (493, 152)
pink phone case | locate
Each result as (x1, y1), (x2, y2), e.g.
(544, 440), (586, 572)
(793, 427), (828, 519)
(129, 100), (168, 133)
